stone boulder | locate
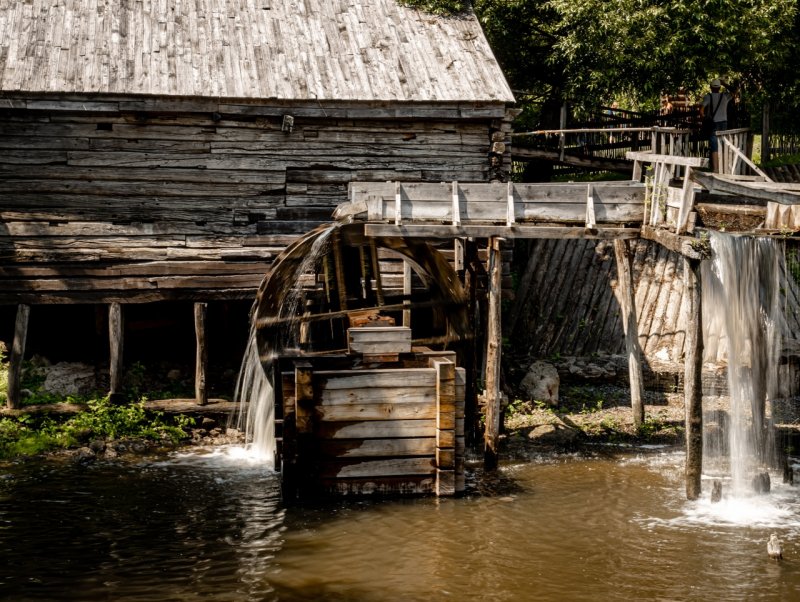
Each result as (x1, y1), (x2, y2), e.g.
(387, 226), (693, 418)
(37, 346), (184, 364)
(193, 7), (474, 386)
(526, 423), (580, 447)
(40, 362), (98, 396)
(519, 361), (559, 406)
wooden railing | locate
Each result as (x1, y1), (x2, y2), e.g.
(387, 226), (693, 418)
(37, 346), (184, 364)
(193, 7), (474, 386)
(511, 126), (701, 173)
(716, 128), (769, 179)
(627, 152), (709, 235)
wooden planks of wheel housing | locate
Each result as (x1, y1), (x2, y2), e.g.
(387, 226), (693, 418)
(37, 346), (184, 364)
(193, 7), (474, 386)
(280, 343), (466, 498)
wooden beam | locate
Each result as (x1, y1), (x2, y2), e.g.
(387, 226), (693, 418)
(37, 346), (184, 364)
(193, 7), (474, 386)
(6, 304), (30, 410)
(684, 257), (704, 500)
(194, 302), (208, 406)
(692, 171), (800, 205)
(483, 237), (504, 469)
(364, 224), (641, 240)
(403, 261), (412, 328)
(626, 151), (709, 169)
(108, 302), (124, 402)
(613, 240), (644, 428)
(640, 225), (708, 260)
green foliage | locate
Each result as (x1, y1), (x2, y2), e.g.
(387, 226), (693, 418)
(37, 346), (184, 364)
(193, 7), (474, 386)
(637, 412), (684, 440)
(0, 396), (195, 459)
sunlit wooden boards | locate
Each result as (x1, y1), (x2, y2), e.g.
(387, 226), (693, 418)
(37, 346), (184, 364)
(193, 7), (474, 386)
(280, 351), (466, 498)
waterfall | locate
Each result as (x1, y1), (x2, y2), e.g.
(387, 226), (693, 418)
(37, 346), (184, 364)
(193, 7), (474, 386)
(233, 326), (276, 466)
(702, 231), (785, 495)
(232, 224), (335, 464)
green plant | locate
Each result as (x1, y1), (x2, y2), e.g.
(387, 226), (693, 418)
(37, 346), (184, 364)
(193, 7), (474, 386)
(0, 396), (195, 460)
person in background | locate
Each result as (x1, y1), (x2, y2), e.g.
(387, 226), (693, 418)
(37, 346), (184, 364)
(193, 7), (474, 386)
(701, 78), (733, 173)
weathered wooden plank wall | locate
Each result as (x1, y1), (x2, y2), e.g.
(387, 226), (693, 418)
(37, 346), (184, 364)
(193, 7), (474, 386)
(512, 239), (689, 362)
(0, 101), (506, 304)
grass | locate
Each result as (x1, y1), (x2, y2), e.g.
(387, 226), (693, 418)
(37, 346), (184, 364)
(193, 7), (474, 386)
(0, 355), (196, 459)
(0, 396), (195, 459)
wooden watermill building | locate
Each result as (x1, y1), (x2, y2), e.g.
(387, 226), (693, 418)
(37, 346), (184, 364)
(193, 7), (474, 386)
(0, 0), (515, 405)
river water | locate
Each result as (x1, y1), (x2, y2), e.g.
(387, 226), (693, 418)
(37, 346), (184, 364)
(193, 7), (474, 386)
(1, 446), (799, 601)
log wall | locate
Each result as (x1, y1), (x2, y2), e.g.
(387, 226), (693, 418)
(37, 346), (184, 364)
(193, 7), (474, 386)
(0, 98), (509, 304)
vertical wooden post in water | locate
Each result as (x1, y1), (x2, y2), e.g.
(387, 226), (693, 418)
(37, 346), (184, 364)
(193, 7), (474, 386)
(108, 302), (124, 402)
(433, 358), (456, 496)
(7, 304), (30, 409)
(684, 257), (704, 500)
(484, 237), (503, 469)
(613, 239), (645, 428)
(194, 302), (208, 406)
(294, 361), (315, 497)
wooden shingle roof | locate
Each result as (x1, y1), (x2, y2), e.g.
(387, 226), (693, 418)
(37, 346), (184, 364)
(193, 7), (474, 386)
(0, 0), (514, 103)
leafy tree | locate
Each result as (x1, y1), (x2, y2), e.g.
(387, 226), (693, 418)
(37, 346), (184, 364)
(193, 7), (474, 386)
(402, 0), (800, 121)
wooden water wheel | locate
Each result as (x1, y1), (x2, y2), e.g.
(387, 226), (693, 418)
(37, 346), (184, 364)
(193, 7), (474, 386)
(252, 222), (470, 363)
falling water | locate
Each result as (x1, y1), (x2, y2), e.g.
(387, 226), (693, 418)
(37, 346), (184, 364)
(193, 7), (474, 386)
(233, 225), (335, 463)
(702, 231), (785, 496)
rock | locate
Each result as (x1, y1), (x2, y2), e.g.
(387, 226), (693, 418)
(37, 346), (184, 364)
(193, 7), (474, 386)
(40, 362), (98, 396)
(519, 361), (559, 406)
(710, 480), (722, 503)
(88, 439), (106, 454)
(73, 447), (96, 464)
(166, 369), (182, 381)
(526, 423), (579, 446)
(752, 471), (771, 494)
(104, 448), (118, 459)
(201, 417), (217, 429)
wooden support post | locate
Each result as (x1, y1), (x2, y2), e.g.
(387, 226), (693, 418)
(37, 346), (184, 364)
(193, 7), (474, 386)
(194, 302), (208, 406)
(675, 166), (694, 235)
(451, 181), (461, 226)
(613, 240), (645, 428)
(331, 228), (348, 312)
(484, 237), (504, 469)
(455, 367), (466, 493)
(369, 239), (385, 306)
(402, 261), (412, 328)
(108, 302), (124, 402)
(394, 181), (402, 226)
(585, 184), (597, 232)
(7, 304), (30, 409)
(294, 360), (315, 497)
(684, 257), (704, 500)
(433, 358), (456, 496)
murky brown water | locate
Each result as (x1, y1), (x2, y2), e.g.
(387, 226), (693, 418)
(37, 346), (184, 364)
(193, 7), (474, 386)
(2, 446), (799, 601)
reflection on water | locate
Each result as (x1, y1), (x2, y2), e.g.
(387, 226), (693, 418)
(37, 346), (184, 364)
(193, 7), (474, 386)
(1, 447), (799, 601)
